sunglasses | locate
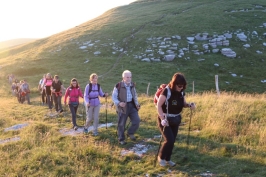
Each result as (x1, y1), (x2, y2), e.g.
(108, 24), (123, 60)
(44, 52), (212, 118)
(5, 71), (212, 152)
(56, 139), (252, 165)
(177, 85), (183, 88)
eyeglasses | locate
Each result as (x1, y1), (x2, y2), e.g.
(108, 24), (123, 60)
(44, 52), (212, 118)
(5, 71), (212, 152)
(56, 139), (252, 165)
(177, 85), (183, 88)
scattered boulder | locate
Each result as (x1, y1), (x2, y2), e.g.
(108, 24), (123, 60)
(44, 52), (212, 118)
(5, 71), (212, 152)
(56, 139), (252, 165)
(237, 33), (248, 41)
(214, 63), (219, 66)
(94, 51), (101, 55)
(243, 44), (250, 48)
(141, 58), (150, 62)
(221, 48), (236, 58)
(164, 55), (175, 61)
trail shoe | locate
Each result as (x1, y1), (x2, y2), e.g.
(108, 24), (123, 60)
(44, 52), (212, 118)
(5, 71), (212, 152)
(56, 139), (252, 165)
(158, 156), (166, 167)
(127, 134), (136, 141)
(59, 109), (64, 113)
(74, 126), (78, 131)
(93, 132), (98, 136)
(119, 140), (127, 145)
(166, 160), (176, 167)
(83, 128), (88, 134)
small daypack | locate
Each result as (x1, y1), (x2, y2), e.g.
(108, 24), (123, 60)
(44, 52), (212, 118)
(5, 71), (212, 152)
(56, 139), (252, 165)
(45, 79), (53, 87)
(88, 83), (100, 95)
(154, 84), (171, 107)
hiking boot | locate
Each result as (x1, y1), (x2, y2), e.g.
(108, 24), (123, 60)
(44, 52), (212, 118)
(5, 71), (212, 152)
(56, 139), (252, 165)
(166, 160), (176, 167)
(59, 109), (64, 113)
(93, 132), (98, 136)
(127, 134), (136, 141)
(83, 128), (88, 134)
(119, 140), (127, 145)
(74, 126), (78, 131)
(158, 156), (166, 167)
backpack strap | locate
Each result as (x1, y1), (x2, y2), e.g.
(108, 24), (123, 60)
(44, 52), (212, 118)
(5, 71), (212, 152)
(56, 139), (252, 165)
(88, 83), (100, 94)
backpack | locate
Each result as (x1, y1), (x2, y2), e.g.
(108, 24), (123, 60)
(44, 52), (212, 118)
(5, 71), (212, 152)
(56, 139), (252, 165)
(88, 83), (100, 95)
(45, 79), (53, 86)
(154, 84), (171, 107)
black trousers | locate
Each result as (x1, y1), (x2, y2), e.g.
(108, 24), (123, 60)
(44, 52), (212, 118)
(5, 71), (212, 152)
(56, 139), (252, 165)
(157, 116), (181, 161)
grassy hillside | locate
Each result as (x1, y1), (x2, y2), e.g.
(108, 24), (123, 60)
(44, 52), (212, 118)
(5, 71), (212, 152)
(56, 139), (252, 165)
(0, 0), (266, 176)
(0, 0), (265, 94)
(0, 38), (38, 50)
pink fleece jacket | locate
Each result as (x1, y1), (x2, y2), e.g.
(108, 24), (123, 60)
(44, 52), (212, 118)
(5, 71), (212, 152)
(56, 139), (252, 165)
(64, 86), (83, 104)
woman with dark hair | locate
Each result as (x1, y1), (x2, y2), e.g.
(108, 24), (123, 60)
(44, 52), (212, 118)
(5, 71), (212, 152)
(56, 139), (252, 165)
(64, 78), (83, 130)
(157, 72), (196, 167)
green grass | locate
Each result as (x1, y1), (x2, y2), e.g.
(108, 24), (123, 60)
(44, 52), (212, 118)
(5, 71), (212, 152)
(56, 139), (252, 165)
(0, 0), (266, 176)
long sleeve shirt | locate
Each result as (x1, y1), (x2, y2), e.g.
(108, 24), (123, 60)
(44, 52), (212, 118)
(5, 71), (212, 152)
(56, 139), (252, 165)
(64, 87), (83, 104)
(84, 83), (105, 106)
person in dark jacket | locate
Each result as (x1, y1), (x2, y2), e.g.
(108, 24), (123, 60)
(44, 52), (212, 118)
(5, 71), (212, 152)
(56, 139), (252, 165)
(157, 72), (196, 167)
(112, 70), (141, 145)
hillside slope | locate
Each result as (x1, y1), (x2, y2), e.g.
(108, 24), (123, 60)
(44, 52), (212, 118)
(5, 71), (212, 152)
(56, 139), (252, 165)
(0, 0), (266, 93)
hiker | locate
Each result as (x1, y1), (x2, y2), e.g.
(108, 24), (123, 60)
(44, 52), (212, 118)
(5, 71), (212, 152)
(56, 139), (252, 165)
(156, 72), (196, 167)
(112, 70), (141, 145)
(42, 73), (54, 112)
(38, 74), (47, 105)
(64, 78), (83, 130)
(11, 82), (17, 96)
(51, 75), (65, 113)
(83, 73), (108, 136)
(20, 79), (31, 104)
(18, 80), (26, 103)
(15, 81), (21, 103)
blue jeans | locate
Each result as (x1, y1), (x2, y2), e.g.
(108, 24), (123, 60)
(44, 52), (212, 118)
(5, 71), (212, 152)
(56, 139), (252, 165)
(69, 104), (79, 127)
(157, 116), (181, 161)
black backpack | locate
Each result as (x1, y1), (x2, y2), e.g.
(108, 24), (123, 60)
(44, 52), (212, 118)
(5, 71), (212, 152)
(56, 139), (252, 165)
(88, 83), (100, 95)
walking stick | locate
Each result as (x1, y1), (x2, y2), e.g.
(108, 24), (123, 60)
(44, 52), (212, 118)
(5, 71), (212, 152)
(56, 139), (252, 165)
(82, 102), (85, 125)
(183, 109), (193, 161)
(154, 126), (166, 167)
(105, 97), (107, 129)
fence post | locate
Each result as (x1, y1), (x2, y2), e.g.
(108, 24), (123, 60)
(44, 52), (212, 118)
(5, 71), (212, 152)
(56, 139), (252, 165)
(192, 81), (194, 95)
(215, 75), (220, 96)
(146, 83), (150, 96)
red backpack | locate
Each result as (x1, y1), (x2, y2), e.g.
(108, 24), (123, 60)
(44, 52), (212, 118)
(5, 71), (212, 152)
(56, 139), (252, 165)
(154, 84), (171, 107)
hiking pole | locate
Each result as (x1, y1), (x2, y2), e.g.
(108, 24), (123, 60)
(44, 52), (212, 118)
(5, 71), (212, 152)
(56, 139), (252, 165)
(105, 96), (107, 129)
(154, 126), (166, 167)
(82, 102), (85, 125)
(183, 109), (193, 161)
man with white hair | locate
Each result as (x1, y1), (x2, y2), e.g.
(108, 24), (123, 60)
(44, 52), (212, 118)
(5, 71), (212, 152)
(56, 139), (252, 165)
(112, 70), (141, 145)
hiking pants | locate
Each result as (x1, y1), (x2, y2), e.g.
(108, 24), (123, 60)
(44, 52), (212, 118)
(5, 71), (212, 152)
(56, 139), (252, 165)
(157, 116), (181, 161)
(117, 102), (140, 141)
(69, 104), (78, 127)
(41, 90), (46, 103)
(85, 105), (100, 134)
(53, 94), (62, 112)
(47, 95), (54, 109)
(25, 93), (30, 104)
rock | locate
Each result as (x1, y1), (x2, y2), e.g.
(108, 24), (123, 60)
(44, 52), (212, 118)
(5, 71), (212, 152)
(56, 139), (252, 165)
(164, 55), (175, 61)
(243, 44), (250, 48)
(166, 50), (175, 54)
(141, 58), (151, 62)
(194, 33), (211, 41)
(188, 41), (195, 44)
(203, 44), (209, 50)
(198, 59), (205, 61)
(214, 63), (219, 66)
(150, 58), (161, 62)
(261, 80), (266, 83)
(94, 51), (101, 55)
(164, 37), (171, 41)
(231, 74), (237, 77)
(159, 46), (167, 49)
(212, 49), (219, 53)
(145, 49), (153, 53)
(224, 33), (232, 38)
(252, 31), (258, 35)
(263, 42), (266, 46)
(221, 48), (236, 58)
(187, 37), (195, 41)
(256, 50), (263, 54)
(175, 35), (181, 40)
(237, 33), (247, 41)
(79, 46), (87, 49)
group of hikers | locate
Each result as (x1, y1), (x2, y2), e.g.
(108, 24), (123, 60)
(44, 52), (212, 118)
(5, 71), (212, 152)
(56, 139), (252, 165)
(8, 74), (31, 104)
(7, 70), (196, 167)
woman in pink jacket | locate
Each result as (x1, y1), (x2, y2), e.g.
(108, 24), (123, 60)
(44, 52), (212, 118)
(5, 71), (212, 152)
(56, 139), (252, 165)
(64, 78), (83, 130)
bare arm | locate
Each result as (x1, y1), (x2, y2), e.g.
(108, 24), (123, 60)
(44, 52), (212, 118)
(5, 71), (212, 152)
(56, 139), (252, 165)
(157, 94), (166, 120)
